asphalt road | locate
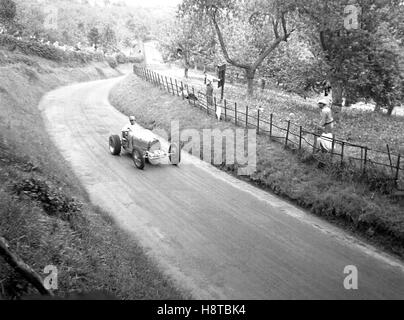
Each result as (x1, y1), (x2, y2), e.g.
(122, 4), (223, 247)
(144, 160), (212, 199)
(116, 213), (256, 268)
(39, 76), (404, 299)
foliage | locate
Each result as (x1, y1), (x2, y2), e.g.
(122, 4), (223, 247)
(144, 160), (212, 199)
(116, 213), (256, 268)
(87, 27), (100, 48)
(0, 0), (16, 26)
(159, 14), (216, 77)
(9, 0), (173, 51)
(13, 178), (82, 220)
(0, 34), (105, 63)
(179, 0), (298, 95)
(101, 25), (117, 52)
(296, 0), (404, 113)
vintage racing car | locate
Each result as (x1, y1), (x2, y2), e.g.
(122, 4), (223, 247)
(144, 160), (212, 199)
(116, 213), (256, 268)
(109, 126), (181, 170)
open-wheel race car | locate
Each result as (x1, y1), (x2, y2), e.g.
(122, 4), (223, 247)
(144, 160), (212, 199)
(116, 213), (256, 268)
(109, 126), (181, 170)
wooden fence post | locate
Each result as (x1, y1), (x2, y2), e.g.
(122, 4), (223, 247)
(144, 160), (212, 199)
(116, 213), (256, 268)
(341, 142), (345, 165)
(192, 87), (196, 108)
(170, 78), (175, 96)
(285, 120), (290, 147)
(165, 76), (169, 93)
(224, 99), (227, 121)
(257, 109), (260, 134)
(387, 144), (394, 175)
(245, 106), (249, 128)
(156, 73), (160, 88)
(331, 136), (335, 158)
(395, 154), (401, 185)
(181, 81), (184, 99)
(175, 79), (179, 96)
(270, 114), (273, 138)
(363, 147), (368, 174)
(235, 102), (238, 126)
(299, 126), (302, 150)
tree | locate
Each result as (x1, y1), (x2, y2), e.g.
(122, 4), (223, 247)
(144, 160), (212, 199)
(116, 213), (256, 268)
(260, 35), (328, 98)
(179, 0), (297, 95)
(0, 0), (16, 27)
(297, 0), (404, 116)
(101, 24), (117, 53)
(87, 27), (100, 49)
(159, 14), (216, 78)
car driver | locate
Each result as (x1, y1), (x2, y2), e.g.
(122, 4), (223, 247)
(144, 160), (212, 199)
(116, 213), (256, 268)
(122, 116), (137, 149)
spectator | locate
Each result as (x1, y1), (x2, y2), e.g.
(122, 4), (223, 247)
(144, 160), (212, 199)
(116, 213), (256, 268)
(260, 78), (266, 92)
(316, 98), (335, 152)
(318, 98), (334, 133)
(206, 80), (213, 106)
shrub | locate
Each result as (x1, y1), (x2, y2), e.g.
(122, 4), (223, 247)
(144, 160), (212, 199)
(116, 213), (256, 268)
(0, 34), (105, 64)
(107, 56), (118, 69)
(115, 52), (128, 64)
(13, 178), (82, 221)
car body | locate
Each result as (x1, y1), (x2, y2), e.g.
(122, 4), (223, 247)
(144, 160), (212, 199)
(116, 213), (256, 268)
(109, 125), (181, 170)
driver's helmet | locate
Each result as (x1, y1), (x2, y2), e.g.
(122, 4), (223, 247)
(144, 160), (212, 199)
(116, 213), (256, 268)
(129, 116), (136, 123)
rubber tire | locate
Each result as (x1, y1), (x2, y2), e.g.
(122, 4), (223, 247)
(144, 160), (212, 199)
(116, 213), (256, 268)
(132, 148), (145, 170)
(109, 135), (121, 156)
(169, 143), (181, 166)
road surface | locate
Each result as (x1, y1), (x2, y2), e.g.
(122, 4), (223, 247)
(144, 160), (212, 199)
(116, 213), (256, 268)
(39, 76), (404, 299)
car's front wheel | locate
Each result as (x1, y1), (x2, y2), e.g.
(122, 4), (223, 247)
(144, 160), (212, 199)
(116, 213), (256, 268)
(169, 143), (181, 166)
(132, 148), (145, 170)
(109, 135), (121, 156)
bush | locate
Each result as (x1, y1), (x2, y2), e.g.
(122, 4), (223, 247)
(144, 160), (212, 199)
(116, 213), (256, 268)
(115, 52), (128, 64)
(13, 178), (82, 221)
(107, 56), (118, 69)
(0, 34), (105, 64)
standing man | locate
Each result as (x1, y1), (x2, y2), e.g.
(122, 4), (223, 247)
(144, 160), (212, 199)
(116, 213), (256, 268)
(318, 98), (334, 134)
(206, 80), (214, 106)
(316, 98), (334, 152)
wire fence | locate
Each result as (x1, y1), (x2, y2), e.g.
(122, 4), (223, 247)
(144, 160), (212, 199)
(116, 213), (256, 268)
(133, 66), (404, 191)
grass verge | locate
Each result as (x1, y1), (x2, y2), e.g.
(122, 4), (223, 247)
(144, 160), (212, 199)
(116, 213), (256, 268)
(0, 53), (186, 299)
(109, 74), (404, 259)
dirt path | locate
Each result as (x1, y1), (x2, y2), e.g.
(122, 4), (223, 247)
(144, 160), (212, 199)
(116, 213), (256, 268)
(38, 76), (404, 299)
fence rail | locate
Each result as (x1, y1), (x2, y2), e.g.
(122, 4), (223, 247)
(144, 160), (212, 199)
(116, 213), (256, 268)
(133, 66), (403, 191)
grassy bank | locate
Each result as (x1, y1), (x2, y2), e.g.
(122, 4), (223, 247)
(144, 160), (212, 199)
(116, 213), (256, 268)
(0, 53), (186, 299)
(109, 74), (404, 259)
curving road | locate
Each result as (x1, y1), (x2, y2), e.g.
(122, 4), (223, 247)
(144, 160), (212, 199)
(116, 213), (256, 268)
(39, 76), (404, 299)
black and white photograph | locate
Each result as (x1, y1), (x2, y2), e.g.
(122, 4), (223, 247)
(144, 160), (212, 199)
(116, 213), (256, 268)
(0, 0), (403, 307)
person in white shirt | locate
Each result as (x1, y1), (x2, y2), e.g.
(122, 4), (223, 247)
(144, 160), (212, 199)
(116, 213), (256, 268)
(316, 98), (334, 152)
(318, 98), (334, 133)
(122, 116), (138, 150)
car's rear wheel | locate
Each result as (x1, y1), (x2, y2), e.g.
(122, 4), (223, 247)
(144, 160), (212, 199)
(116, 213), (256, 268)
(109, 135), (121, 156)
(169, 143), (181, 166)
(132, 148), (145, 170)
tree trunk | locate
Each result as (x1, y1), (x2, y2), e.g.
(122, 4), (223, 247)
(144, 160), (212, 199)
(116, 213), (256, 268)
(387, 104), (395, 116)
(246, 68), (256, 96)
(330, 78), (343, 123)
(184, 67), (189, 79)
